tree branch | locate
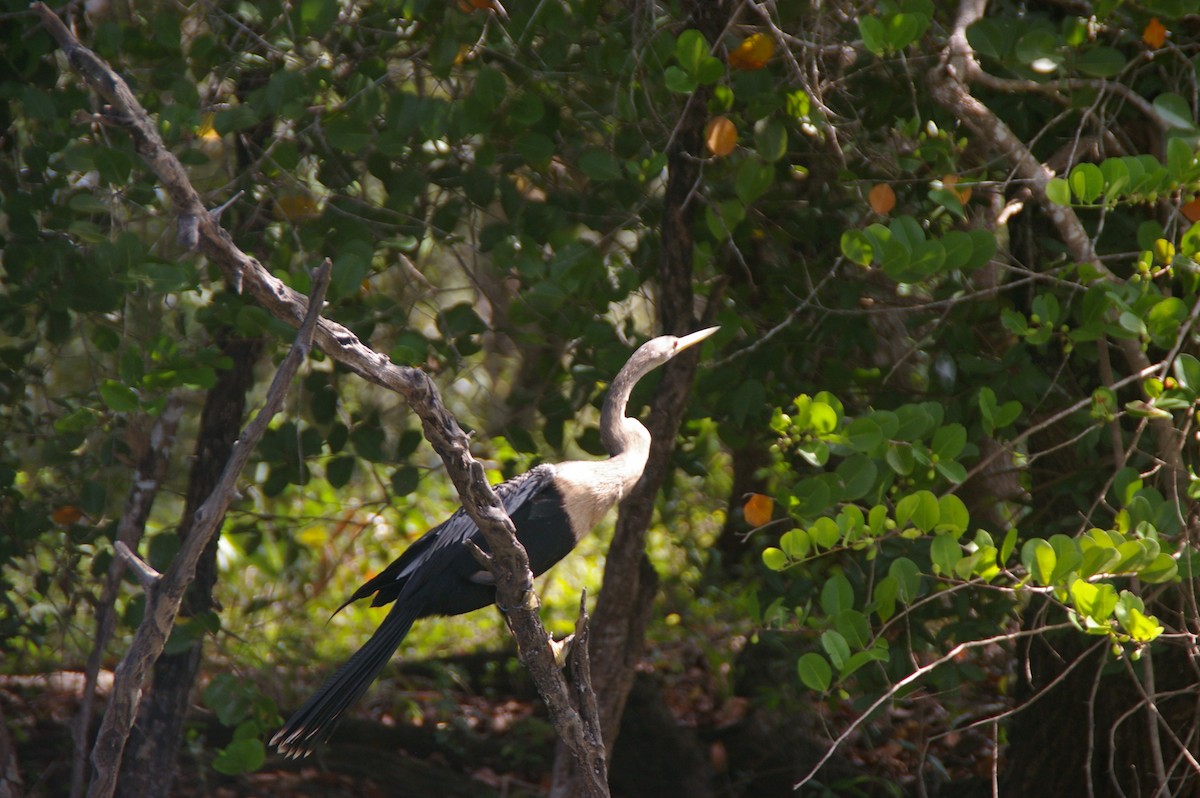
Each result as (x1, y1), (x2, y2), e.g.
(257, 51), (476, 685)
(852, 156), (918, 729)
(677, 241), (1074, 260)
(83, 259), (330, 798)
(70, 396), (183, 798)
(927, 0), (1185, 494)
(31, 5), (607, 794)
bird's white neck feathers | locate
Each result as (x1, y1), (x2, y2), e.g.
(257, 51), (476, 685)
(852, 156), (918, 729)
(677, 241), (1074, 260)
(552, 418), (651, 539)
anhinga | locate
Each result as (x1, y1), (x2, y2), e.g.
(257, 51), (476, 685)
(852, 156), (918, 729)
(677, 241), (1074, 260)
(272, 327), (718, 756)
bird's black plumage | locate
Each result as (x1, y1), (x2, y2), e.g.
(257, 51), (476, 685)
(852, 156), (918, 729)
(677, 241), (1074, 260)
(271, 327), (718, 757)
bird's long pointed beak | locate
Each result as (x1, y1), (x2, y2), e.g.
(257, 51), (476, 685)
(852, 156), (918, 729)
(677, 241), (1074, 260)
(676, 326), (719, 353)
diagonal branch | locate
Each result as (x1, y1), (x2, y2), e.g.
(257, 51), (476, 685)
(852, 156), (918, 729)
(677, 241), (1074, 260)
(30, 5), (607, 794)
(85, 259), (331, 798)
(70, 397), (183, 798)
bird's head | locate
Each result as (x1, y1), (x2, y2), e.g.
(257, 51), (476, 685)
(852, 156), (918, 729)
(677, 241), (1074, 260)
(627, 326), (719, 374)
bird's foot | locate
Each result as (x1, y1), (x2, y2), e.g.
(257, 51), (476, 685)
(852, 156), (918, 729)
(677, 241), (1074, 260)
(548, 633), (575, 667)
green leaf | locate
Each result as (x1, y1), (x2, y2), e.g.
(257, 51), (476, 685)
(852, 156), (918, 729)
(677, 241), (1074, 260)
(735, 159), (775, 204)
(797, 652), (832, 691)
(1070, 578), (1118, 621)
(940, 230), (974, 270)
(820, 573), (854, 615)
(965, 229), (997, 269)
(1069, 162), (1104, 204)
(99, 380), (139, 412)
(1147, 297), (1187, 348)
(762, 547), (788, 571)
(326, 456), (355, 489)
(1153, 93), (1196, 130)
(212, 737), (266, 776)
(1123, 607), (1164, 642)
(896, 490), (939, 532)
(836, 455), (878, 501)
(859, 16), (887, 55)
(932, 423), (966, 460)
(1015, 29), (1060, 69)
(1049, 534), (1082, 582)
(579, 150), (622, 181)
(841, 230), (875, 266)
(1046, 177), (1071, 206)
(203, 674), (251, 726)
(887, 12), (925, 50)
(695, 56), (725, 85)
(937, 494), (969, 536)
(300, 0), (337, 34)
(1022, 538), (1056, 586)
(998, 528), (1018, 565)
(1139, 552), (1178, 584)
(675, 29), (709, 74)
(930, 534), (960, 576)
(779, 529), (811, 559)
(889, 557), (922, 601)
(834, 609), (871, 649)
(753, 118), (788, 163)
(390, 465), (420, 496)
(664, 66), (697, 94)
(809, 517), (840, 548)
(872, 575), (898, 621)
(1167, 137), (1195, 180)
(1173, 354), (1200, 393)
(821, 629), (851, 670)
(1076, 46), (1125, 78)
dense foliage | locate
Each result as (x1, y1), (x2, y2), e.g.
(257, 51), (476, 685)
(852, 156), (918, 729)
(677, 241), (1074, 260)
(3, 0), (1200, 794)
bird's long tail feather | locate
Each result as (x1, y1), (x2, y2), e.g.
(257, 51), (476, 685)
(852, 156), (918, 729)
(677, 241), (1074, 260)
(271, 600), (421, 757)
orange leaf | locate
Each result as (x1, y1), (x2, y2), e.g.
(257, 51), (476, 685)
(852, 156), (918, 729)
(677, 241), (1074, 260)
(458, 0), (506, 14)
(728, 33), (775, 71)
(1143, 17), (1167, 49)
(52, 505), (83, 525)
(1182, 199), (1200, 223)
(943, 174), (972, 204)
(868, 183), (896, 215)
(705, 116), (738, 158)
(743, 493), (774, 527)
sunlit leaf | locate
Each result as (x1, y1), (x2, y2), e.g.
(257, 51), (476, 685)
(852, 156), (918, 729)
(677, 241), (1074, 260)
(705, 116), (738, 157)
(868, 183), (896, 215)
(1143, 17), (1167, 49)
(744, 493), (774, 527)
(728, 33), (774, 70)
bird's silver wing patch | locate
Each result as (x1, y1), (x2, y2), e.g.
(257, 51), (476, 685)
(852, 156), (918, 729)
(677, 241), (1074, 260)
(468, 570), (495, 585)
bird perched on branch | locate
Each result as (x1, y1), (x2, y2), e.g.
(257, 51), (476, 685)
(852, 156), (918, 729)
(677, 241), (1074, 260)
(272, 327), (718, 757)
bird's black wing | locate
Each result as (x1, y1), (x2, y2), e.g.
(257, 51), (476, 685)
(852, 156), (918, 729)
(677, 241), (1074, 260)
(337, 464), (558, 612)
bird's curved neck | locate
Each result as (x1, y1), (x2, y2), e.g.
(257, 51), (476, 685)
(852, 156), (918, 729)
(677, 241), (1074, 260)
(601, 367), (647, 456)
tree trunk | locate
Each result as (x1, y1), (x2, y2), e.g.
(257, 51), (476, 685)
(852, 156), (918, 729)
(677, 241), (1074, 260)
(115, 332), (261, 798)
(548, 5), (729, 794)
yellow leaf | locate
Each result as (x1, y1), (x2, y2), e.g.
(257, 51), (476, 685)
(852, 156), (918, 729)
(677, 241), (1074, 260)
(744, 493), (774, 527)
(1143, 17), (1167, 49)
(729, 33), (774, 71)
(275, 193), (321, 221)
(52, 505), (83, 525)
(196, 114), (221, 142)
(705, 116), (738, 158)
(868, 183), (896, 215)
